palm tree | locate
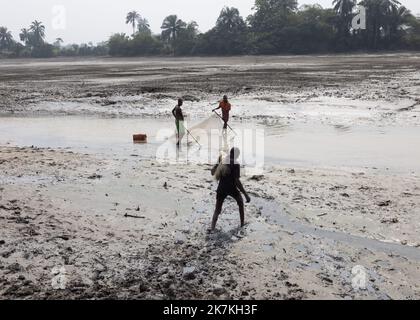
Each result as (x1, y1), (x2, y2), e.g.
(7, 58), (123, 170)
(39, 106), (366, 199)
(216, 7), (246, 33)
(386, 5), (411, 42)
(161, 15), (187, 43)
(126, 11), (140, 36)
(383, 0), (401, 10)
(332, 0), (357, 39)
(19, 28), (30, 44)
(360, 0), (401, 48)
(333, 0), (356, 16)
(29, 20), (46, 46)
(0, 27), (13, 50)
(137, 17), (151, 35)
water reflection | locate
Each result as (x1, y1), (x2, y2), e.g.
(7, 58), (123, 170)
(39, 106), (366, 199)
(0, 116), (419, 173)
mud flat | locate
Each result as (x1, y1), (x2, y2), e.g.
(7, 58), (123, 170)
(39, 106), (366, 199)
(0, 55), (419, 299)
(0, 145), (419, 300)
(0, 54), (419, 125)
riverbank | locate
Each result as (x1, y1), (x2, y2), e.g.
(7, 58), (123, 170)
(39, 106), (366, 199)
(1, 145), (419, 299)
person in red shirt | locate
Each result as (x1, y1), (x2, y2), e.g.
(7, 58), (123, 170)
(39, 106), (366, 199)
(213, 95), (231, 130)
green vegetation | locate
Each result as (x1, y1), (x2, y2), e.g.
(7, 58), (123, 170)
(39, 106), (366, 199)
(1, 0), (419, 58)
(0, 20), (108, 58)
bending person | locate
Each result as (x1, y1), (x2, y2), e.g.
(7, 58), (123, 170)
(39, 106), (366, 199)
(210, 147), (251, 231)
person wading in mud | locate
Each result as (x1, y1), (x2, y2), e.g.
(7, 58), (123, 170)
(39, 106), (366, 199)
(210, 147), (251, 232)
(213, 95), (231, 130)
(172, 98), (185, 146)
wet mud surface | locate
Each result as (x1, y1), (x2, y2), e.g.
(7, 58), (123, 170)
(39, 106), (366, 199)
(1, 55), (420, 299)
(0, 146), (419, 299)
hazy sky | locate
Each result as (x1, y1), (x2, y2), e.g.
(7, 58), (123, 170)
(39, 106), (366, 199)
(1, 0), (419, 45)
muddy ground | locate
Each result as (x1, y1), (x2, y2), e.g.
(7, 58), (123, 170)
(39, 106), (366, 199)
(0, 145), (419, 300)
(0, 54), (419, 124)
(0, 54), (420, 300)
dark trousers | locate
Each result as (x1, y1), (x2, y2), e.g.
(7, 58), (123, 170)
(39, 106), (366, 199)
(222, 111), (229, 129)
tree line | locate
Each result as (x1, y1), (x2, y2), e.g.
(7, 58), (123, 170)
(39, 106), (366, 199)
(0, 20), (108, 58)
(1, 0), (419, 58)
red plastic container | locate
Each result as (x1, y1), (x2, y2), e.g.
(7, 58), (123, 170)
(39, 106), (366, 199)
(133, 134), (147, 143)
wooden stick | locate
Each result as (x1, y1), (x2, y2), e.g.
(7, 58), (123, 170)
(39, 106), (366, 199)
(124, 213), (145, 219)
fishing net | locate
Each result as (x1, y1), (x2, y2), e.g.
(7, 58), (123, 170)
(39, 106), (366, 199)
(189, 114), (222, 134)
(162, 113), (263, 174)
(168, 114), (225, 140)
(165, 113), (238, 167)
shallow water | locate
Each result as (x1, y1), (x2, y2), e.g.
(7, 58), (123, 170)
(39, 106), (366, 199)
(252, 198), (420, 262)
(0, 115), (419, 173)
